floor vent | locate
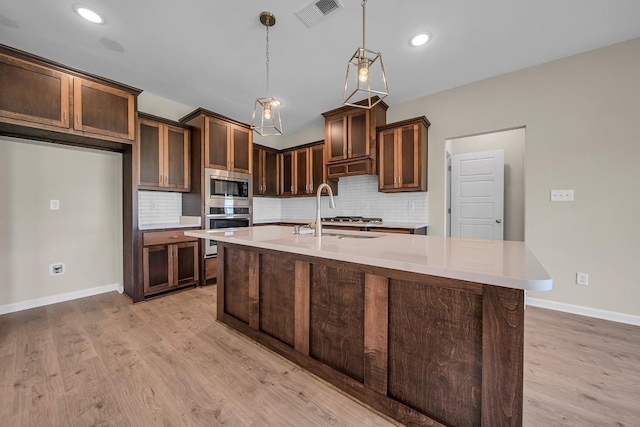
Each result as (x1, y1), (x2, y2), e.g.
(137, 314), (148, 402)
(296, 0), (344, 27)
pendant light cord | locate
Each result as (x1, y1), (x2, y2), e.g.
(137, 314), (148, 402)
(362, 0), (366, 51)
(266, 18), (270, 96)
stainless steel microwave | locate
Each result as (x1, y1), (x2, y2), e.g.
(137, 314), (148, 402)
(204, 168), (252, 205)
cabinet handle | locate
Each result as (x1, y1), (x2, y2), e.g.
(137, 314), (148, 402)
(399, 176), (402, 184)
(169, 236), (178, 239)
(291, 186), (293, 192)
(63, 111), (66, 122)
(76, 113), (80, 124)
(394, 177), (397, 184)
(159, 174), (162, 183)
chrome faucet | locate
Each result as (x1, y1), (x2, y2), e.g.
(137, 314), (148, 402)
(315, 183), (336, 237)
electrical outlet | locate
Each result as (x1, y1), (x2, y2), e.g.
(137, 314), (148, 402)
(150, 201), (159, 209)
(551, 190), (574, 202)
(50, 199), (60, 210)
(576, 272), (588, 286)
(50, 263), (65, 276)
(407, 201), (415, 211)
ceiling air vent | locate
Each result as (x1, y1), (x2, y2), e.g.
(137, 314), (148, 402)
(296, 0), (344, 28)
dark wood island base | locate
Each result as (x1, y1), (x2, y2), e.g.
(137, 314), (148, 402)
(217, 242), (524, 427)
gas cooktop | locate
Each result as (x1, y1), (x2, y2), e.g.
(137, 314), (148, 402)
(321, 216), (383, 225)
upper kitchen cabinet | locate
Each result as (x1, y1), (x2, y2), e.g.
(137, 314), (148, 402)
(253, 144), (278, 196)
(138, 113), (190, 191)
(0, 46), (140, 146)
(377, 116), (430, 192)
(322, 97), (388, 179)
(0, 54), (70, 129)
(180, 108), (252, 174)
(73, 78), (135, 141)
(279, 142), (337, 197)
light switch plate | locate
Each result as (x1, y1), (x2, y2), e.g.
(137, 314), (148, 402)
(550, 190), (574, 202)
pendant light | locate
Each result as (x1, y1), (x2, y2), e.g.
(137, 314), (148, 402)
(252, 11), (283, 136)
(343, 0), (389, 109)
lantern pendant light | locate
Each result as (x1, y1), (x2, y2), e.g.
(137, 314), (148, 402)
(343, 0), (389, 109)
(252, 11), (283, 136)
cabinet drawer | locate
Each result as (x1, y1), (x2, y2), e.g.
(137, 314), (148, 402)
(143, 230), (197, 246)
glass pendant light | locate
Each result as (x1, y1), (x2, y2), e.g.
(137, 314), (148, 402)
(343, 0), (389, 109)
(252, 11), (283, 136)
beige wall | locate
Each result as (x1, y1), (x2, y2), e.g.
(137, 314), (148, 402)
(448, 128), (526, 242)
(137, 92), (195, 122)
(0, 137), (122, 306)
(389, 38), (640, 316)
(278, 38), (640, 317)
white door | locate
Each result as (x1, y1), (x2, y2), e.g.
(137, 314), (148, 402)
(451, 150), (504, 240)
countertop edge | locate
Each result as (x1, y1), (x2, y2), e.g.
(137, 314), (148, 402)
(185, 228), (553, 291)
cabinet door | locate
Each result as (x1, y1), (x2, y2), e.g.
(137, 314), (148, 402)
(205, 117), (229, 170)
(165, 125), (190, 190)
(348, 110), (369, 158)
(295, 149), (309, 195)
(264, 150), (278, 196)
(138, 119), (163, 188)
(253, 147), (263, 194)
(326, 116), (347, 162)
(398, 125), (419, 189)
(0, 55), (71, 129)
(280, 152), (294, 196)
(310, 144), (326, 194)
(174, 242), (199, 286)
(378, 129), (398, 191)
(73, 78), (135, 140)
(231, 125), (251, 173)
(143, 245), (173, 295)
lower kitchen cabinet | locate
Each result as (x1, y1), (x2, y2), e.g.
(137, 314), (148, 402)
(142, 230), (199, 296)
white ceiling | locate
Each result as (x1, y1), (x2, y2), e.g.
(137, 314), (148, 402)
(2, 1), (640, 135)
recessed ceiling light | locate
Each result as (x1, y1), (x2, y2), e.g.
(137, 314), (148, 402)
(410, 33), (431, 47)
(73, 4), (105, 24)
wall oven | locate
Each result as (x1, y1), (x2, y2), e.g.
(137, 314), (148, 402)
(204, 169), (252, 257)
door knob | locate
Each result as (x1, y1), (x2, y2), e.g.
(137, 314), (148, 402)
(496, 219), (502, 223)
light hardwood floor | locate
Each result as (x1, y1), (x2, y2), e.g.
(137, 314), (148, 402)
(0, 286), (638, 426)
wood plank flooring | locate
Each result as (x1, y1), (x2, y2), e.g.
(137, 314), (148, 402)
(0, 286), (638, 426)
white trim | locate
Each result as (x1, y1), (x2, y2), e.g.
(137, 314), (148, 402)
(526, 297), (640, 326)
(0, 283), (122, 315)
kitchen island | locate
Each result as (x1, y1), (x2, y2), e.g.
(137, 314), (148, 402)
(185, 226), (552, 427)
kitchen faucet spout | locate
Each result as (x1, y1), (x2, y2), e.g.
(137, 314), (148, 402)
(315, 183), (336, 237)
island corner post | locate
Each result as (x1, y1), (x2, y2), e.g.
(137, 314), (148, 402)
(214, 241), (525, 427)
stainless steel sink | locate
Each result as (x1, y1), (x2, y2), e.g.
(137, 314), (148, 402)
(322, 232), (382, 239)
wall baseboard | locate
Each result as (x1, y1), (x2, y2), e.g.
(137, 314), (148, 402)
(0, 283), (122, 316)
(526, 297), (640, 326)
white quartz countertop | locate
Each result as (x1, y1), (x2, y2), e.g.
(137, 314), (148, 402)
(185, 226), (552, 291)
(253, 218), (429, 229)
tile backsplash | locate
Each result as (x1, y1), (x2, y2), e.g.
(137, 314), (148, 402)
(253, 175), (428, 223)
(138, 191), (182, 226)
